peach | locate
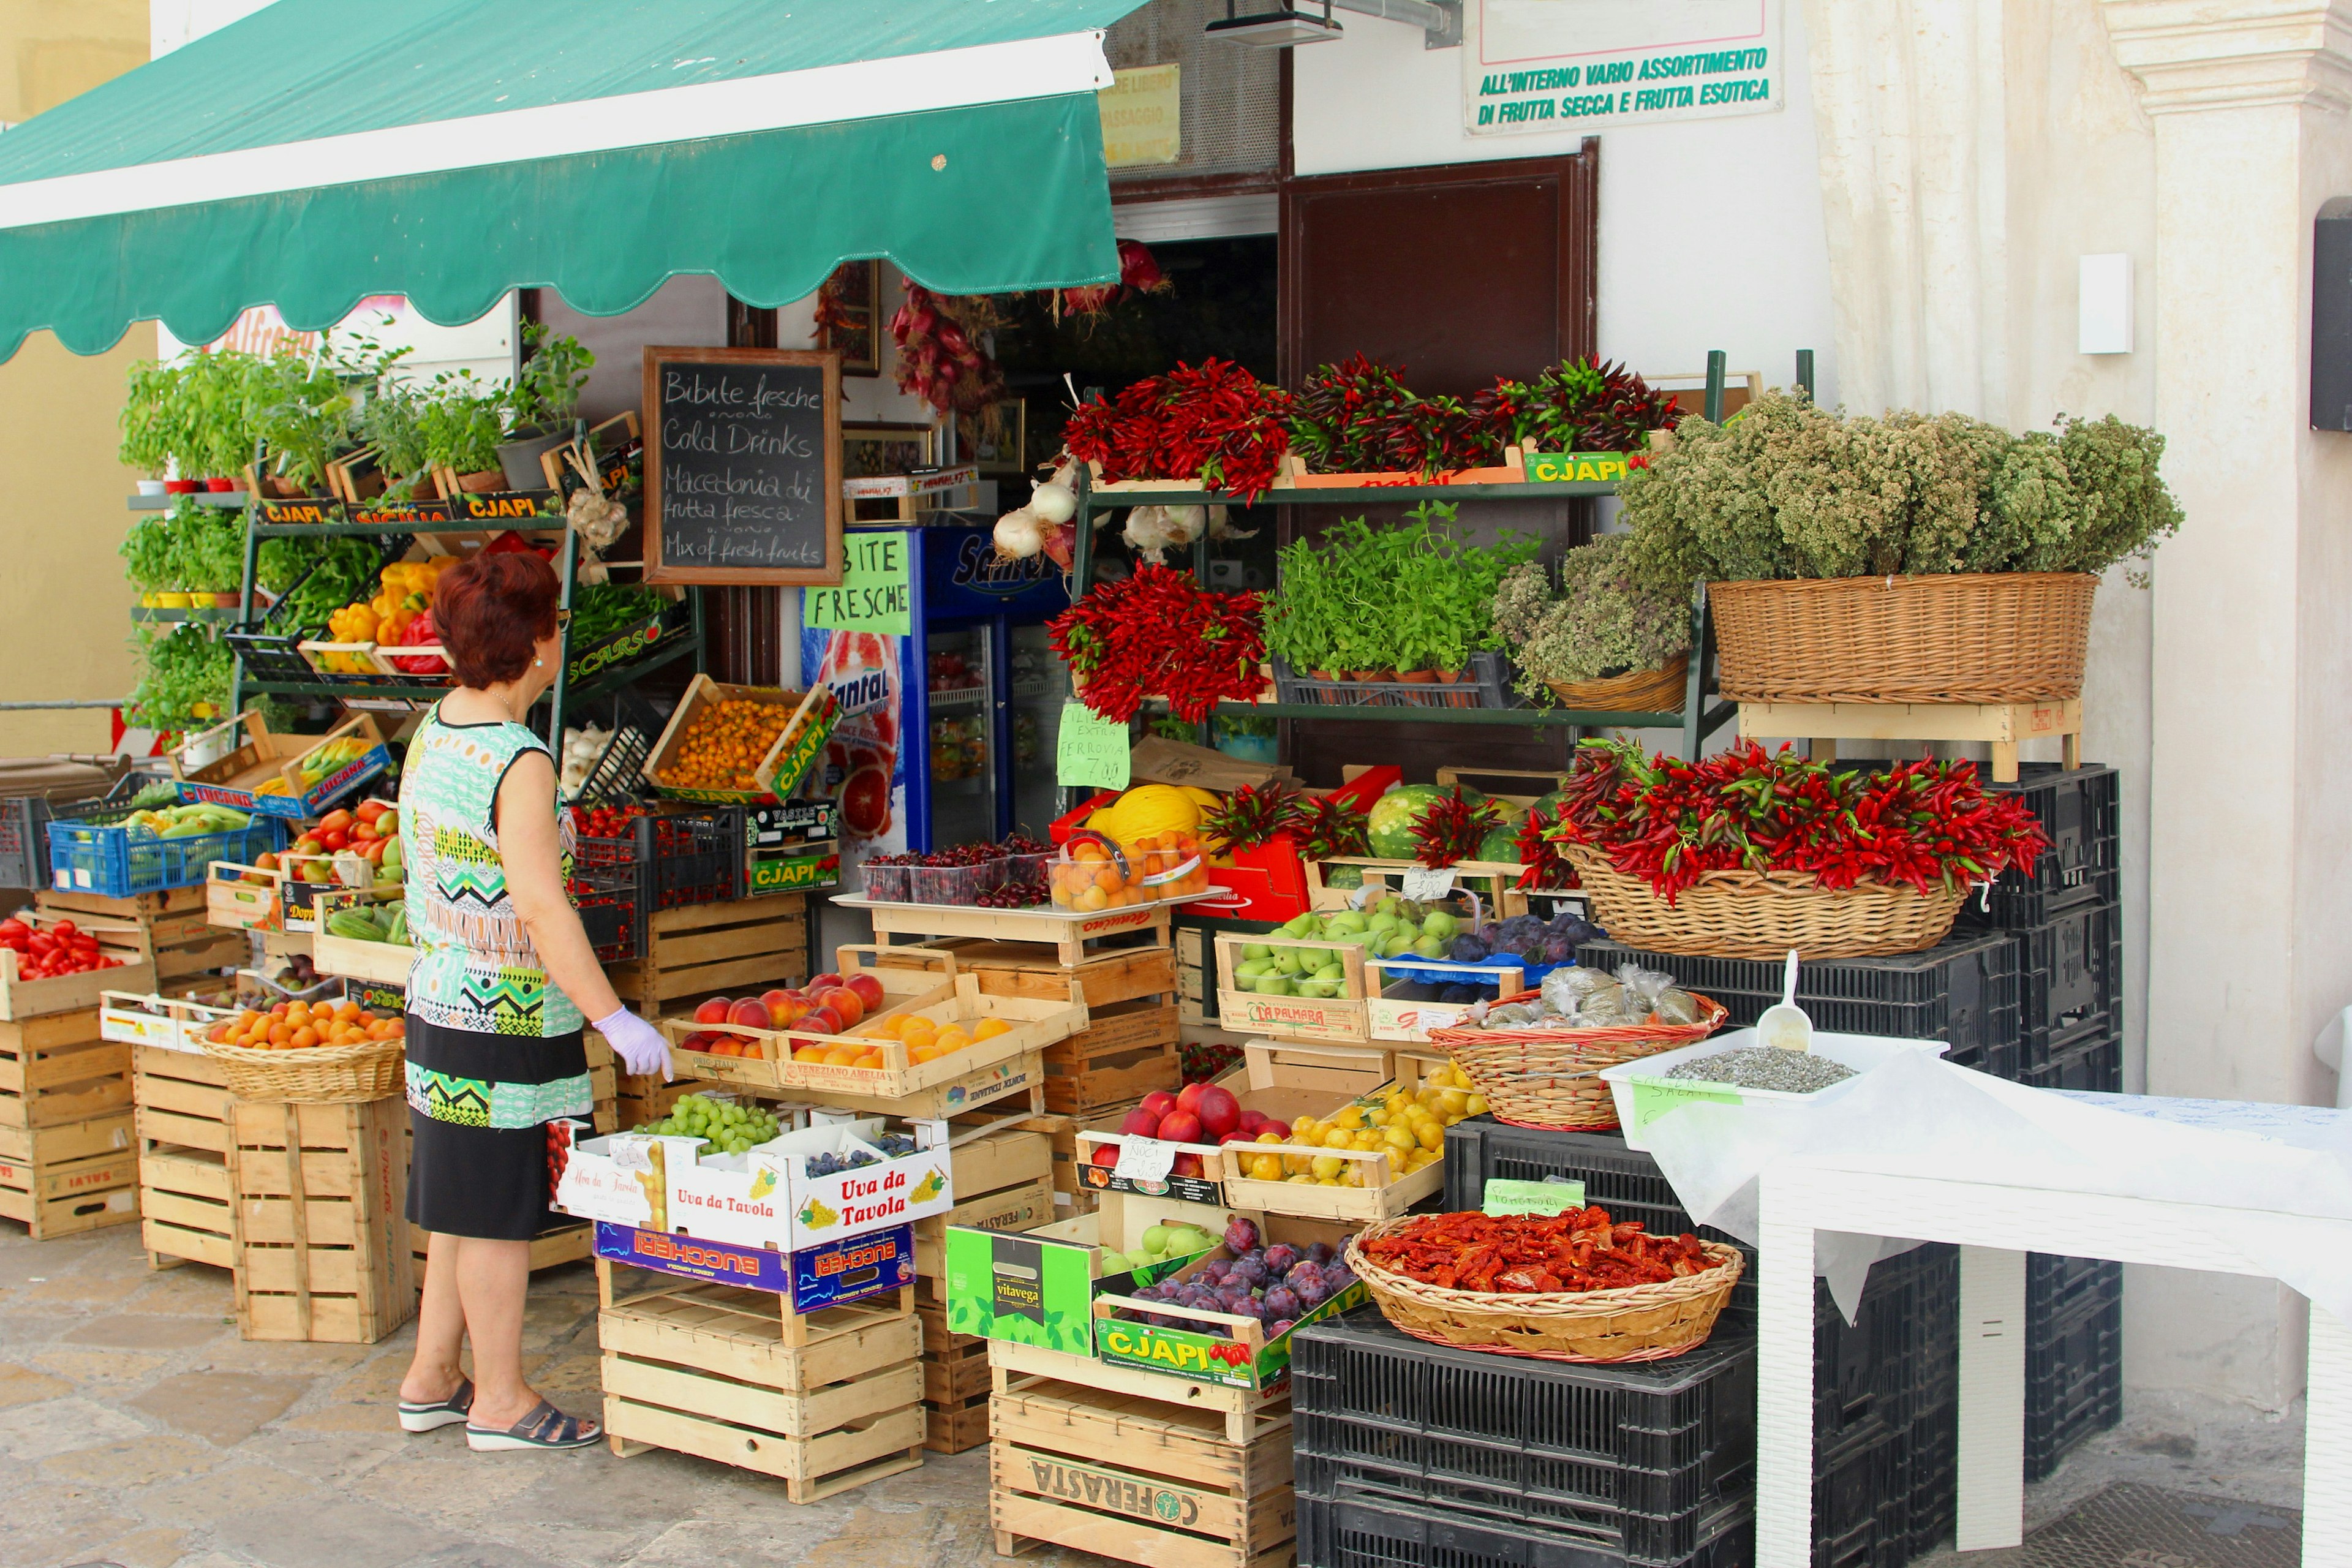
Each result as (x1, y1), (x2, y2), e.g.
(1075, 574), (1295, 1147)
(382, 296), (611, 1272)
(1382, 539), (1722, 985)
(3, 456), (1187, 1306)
(693, 997), (733, 1025)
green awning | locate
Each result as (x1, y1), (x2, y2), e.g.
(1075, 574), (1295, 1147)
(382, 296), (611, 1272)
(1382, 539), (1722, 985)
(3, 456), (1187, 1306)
(0, 0), (1145, 358)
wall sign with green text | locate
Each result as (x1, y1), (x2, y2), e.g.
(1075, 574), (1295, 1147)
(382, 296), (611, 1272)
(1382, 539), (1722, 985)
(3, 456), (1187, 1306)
(1466, 0), (1782, 136)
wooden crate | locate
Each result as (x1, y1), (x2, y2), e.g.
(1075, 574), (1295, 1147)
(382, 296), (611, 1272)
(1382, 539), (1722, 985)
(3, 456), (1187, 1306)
(0, 1009), (131, 1130)
(36, 886), (204, 922)
(608, 895), (808, 1006)
(134, 1043), (237, 1269)
(410, 1219), (592, 1276)
(0, 917), (158, 1023)
(1044, 997), (1181, 1116)
(876, 940), (1177, 1009)
(597, 1257), (925, 1501)
(923, 1332), (992, 1454)
(987, 1339), (1291, 1447)
(584, 1028), (618, 1134)
(914, 1175), (1055, 1280)
(230, 1096), (415, 1344)
(914, 1115), (1057, 1278)
(990, 1357), (1297, 1568)
(842, 895), (1174, 969)
(0, 1112), (138, 1239)
(143, 909), (249, 984)
(1738, 697), (2084, 783)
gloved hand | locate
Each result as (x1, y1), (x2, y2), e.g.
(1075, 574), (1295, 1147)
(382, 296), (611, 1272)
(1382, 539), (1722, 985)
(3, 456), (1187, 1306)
(593, 1007), (673, 1080)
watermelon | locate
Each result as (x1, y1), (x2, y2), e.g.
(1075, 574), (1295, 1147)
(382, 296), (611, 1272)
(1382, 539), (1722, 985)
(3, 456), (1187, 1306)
(1476, 826), (1521, 864)
(1529, 790), (1572, 818)
(1366, 784), (1451, 859)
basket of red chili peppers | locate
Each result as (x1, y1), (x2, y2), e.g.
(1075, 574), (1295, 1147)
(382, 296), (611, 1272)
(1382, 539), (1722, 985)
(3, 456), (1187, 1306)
(1544, 739), (2049, 960)
(1345, 1209), (1745, 1363)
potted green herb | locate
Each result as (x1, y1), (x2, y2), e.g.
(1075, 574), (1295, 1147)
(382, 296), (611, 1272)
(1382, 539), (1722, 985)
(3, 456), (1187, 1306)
(1492, 536), (1692, 710)
(249, 351), (355, 498)
(417, 372), (510, 493)
(1623, 393), (2180, 704)
(497, 323), (594, 490)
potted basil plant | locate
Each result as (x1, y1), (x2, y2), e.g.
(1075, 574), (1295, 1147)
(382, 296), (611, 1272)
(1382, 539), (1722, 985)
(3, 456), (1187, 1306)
(497, 324), (595, 490)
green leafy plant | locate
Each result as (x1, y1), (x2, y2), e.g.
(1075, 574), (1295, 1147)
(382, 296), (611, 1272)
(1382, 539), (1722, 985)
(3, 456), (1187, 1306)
(1491, 535), (1691, 699)
(118, 502), (246, 594)
(119, 360), (192, 477)
(249, 350), (356, 492)
(1267, 503), (1536, 674)
(124, 622), (235, 733)
(416, 372), (508, 473)
(258, 533), (381, 627)
(1623, 392), (2182, 591)
(508, 322), (594, 432)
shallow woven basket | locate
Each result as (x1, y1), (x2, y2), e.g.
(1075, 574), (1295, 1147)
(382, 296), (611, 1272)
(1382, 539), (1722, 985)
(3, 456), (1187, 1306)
(1564, 846), (1965, 962)
(1346, 1223), (1747, 1362)
(1427, 992), (1728, 1131)
(1708, 573), (2097, 704)
(202, 1037), (405, 1104)
(1547, 655), (1689, 714)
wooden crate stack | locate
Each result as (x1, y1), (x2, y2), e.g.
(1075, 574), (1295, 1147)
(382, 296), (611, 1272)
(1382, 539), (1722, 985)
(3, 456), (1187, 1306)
(230, 1096), (416, 1343)
(598, 1255), (926, 1501)
(134, 1038), (236, 1269)
(41, 887), (244, 992)
(989, 1340), (1298, 1568)
(584, 1027), (618, 1134)
(914, 1112), (1064, 1453)
(0, 1005), (137, 1240)
(607, 894), (808, 1010)
(1177, 927), (1210, 1027)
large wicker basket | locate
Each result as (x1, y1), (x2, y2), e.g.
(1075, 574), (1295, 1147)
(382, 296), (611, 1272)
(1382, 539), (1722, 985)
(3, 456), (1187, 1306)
(1562, 845), (1964, 960)
(1427, 992), (1727, 1130)
(1708, 573), (2097, 704)
(202, 1036), (405, 1104)
(1547, 655), (1689, 714)
(1346, 1221), (1746, 1362)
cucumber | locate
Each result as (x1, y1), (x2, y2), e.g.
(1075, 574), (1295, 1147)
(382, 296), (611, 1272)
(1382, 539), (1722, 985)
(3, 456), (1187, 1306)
(326, 910), (385, 941)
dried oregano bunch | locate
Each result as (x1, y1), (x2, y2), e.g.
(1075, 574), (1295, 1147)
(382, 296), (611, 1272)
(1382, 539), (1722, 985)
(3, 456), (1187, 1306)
(1622, 392), (2182, 590)
(1493, 535), (1691, 697)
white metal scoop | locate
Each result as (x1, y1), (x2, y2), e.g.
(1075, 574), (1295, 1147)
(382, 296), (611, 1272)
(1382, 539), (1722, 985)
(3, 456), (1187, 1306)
(1757, 948), (1814, 1052)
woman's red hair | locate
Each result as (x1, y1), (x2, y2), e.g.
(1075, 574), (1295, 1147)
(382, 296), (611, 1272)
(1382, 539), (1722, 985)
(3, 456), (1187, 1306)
(435, 552), (559, 688)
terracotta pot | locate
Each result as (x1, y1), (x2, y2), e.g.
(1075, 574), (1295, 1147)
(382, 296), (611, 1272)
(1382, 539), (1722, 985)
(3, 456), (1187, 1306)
(1395, 669), (1438, 684)
(1435, 668), (1465, 683)
(164, 479), (199, 494)
(205, 477), (238, 492)
(1310, 669), (1338, 681)
(458, 469), (505, 494)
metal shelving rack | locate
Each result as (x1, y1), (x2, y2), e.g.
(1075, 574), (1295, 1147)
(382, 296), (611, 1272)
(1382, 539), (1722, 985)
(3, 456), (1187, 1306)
(224, 510), (706, 745)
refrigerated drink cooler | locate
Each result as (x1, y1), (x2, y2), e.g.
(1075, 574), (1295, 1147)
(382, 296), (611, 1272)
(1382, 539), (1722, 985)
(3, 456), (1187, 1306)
(800, 526), (1071, 891)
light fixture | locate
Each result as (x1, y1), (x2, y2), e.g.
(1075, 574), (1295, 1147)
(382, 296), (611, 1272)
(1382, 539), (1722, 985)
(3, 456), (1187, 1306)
(1206, 0), (1343, 47)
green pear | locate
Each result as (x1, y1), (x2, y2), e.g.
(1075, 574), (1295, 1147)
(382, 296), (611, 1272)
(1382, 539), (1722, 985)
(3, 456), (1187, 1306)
(1255, 975), (1295, 996)
(1413, 933), (1448, 959)
(1273, 949), (1304, 976)
(1243, 942), (1273, 961)
(1421, 910), (1459, 941)
(1142, 1224), (1173, 1253)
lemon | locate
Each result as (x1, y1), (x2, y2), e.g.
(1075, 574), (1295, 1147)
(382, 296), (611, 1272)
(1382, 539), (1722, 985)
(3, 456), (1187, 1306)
(1465, 1093), (1490, 1117)
(1382, 1125), (1417, 1152)
(1415, 1121), (1445, 1152)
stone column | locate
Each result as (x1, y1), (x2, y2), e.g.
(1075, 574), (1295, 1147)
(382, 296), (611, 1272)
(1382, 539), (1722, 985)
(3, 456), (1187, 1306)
(2100, 0), (2352, 1409)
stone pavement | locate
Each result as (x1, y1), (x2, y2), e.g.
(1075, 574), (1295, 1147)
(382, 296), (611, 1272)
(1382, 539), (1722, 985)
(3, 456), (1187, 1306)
(0, 1221), (1101, 1568)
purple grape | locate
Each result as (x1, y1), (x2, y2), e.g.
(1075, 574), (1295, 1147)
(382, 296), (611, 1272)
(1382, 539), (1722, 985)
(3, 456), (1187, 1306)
(1305, 1242), (1335, 1266)
(1224, 1218), (1260, 1254)
(1271, 1319), (1297, 1337)
(1261, 1243), (1300, 1274)
(1263, 1286), (1301, 1320)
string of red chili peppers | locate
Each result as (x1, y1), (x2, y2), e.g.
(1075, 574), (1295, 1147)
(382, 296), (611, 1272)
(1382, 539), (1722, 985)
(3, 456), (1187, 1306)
(1543, 739), (2048, 905)
(1047, 564), (1268, 725)
(1062, 359), (1293, 505)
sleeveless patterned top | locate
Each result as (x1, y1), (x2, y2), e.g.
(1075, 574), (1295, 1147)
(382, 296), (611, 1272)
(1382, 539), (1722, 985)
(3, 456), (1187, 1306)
(398, 708), (583, 1039)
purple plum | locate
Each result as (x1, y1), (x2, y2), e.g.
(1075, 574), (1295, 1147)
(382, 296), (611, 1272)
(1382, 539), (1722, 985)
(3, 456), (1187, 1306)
(1198, 1259), (1232, 1286)
(1305, 1242), (1335, 1266)
(1263, 1286), (1302, 1321)
(1229, 1256), (1268, 1288)
(1270, 1319), (1296, 1336)
(1228, 1295), (1267, 1322)
(1224, 1218), (1260, 1254)
(1261, 1243), (1301, 1275)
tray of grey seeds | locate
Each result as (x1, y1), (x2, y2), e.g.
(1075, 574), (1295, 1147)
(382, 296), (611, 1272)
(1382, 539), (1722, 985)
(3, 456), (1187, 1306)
(1597, 1026), (1957, 1152)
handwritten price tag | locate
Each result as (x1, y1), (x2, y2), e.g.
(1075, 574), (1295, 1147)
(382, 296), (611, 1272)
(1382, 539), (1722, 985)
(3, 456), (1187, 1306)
(1482, 1177), (1586, 1217)
(1401, 866), (1457, 902)
(1112, 1136), (1177, 1183)
(1057, 702), (1132, 791)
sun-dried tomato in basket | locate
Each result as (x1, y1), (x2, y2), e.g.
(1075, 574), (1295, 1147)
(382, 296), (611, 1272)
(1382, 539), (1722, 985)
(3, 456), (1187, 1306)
(1359, 1210), (1722, 1294)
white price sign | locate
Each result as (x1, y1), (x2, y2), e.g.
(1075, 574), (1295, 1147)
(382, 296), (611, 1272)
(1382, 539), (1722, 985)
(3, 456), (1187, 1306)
(1401, 866), (1458, 902)
(1112, 1136), (1177, 1184)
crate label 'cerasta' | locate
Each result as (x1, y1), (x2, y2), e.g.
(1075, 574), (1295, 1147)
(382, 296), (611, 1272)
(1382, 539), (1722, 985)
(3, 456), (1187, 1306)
(1022, 1457), (1204, 1527)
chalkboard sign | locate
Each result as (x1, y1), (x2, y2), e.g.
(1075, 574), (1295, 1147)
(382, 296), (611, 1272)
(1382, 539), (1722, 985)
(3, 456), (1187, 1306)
(643, 347), (843, 585)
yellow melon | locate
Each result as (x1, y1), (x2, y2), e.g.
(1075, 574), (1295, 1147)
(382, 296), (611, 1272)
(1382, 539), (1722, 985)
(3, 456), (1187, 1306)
(1177, 785), (1223, 812)
(1110, 783), (1200, 840)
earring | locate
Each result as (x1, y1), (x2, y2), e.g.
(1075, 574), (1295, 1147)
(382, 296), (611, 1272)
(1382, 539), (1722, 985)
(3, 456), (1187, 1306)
(535, 658), (544, 667)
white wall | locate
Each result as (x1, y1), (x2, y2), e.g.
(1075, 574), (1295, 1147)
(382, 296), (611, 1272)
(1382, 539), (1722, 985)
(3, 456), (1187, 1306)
(150, 0), (269, 56)
(1291, 7), (1839, 405)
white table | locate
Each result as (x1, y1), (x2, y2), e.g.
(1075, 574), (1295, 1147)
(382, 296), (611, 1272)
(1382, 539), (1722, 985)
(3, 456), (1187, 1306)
(1755, 1161), (2352, 1566)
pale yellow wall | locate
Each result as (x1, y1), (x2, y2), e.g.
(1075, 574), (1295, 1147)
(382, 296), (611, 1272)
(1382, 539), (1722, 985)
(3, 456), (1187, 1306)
(0, 1), (152, 756)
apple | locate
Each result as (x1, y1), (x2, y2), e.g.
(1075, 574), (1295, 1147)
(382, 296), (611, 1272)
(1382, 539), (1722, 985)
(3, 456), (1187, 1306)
(1139, 1089), (1179, 1122)
(815, 986), (865, 1028)
(845, 972), (886, 1012)
(1172, 1153), (1204, 1178)
(801, 1006), (845, 1036)
(1175, 1082), (1208, 1116)
(809, 971), (845, 992)
(1157, 1110), (1203, 1145)
(1194, 1085), (1241, 1141)
(693, 997), (733, 1025)
(728, 998), (772, 1030)
(1090, 1144), (1121, 1168)
(1256, 1120), (1291, 1142)
(1238, 1108), (1268, 1133)
(1118, 1109), (1162, 1139)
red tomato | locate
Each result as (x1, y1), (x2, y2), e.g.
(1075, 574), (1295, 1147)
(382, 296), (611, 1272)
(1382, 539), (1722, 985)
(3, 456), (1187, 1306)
(317, 826), (350, 851)
(48, 919), (75, 938)
(317, 809), (355, 835)
(350, 821), (380, 843)
(0, 919), (26, 941)
(355, 800), (390, 823)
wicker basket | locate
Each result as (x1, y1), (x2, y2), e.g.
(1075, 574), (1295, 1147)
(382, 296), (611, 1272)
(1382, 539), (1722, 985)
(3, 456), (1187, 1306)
(1563, 845), (1964, 960)
(1346, 1223), (1746, 1362)
(202, 1036), (406, 1104)
(1708, 573), (2097, 704)
(1546, 655), (1689, 714)
(1427, 992), (1727, 1131)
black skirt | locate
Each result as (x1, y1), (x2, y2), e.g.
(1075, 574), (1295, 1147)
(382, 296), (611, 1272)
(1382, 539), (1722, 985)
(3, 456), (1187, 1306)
(404, 1014), (589, 1242)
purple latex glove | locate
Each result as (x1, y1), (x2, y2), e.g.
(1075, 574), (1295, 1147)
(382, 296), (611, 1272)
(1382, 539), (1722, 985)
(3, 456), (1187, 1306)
(593, 1007), (672, 1080)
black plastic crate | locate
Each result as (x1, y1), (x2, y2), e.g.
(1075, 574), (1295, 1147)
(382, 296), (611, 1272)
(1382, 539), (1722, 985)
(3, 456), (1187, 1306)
(1899, 1403), (1958, 1557)
(1813, 1419), (1909, 1568)
(1296, 1487), (1754, 1568)
(2026, 1278), (2124, 1481)
(1577, 935), (2019, 1066)
(573, 802), (742, 911)
(1952, 763), (2120, 931)
(2016, 899), (2120, 1044)
(0, 775), (132, 891)
(2029, 1253), (2122, 1322)
(2023, 1017), (2122, 1093)
(570, 862), (639, 962)
(1272, 650), (1525, 710)
(567, 686), (673, 807)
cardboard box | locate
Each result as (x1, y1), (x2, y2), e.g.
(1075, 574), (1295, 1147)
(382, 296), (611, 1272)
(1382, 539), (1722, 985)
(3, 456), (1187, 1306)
(1091, 1215), (1368, 1392)
(593, 1219), (915, 1313)
(175, 714), (390, 821)
(943, 1188), (1231, 1357)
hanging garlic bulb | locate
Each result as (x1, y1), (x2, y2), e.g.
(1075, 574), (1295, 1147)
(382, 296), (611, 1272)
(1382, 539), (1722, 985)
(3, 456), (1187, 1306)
(1123, 505), (1185, 563)
(1163, 505), (1205, 546)
(993, 506), (1044, 559)
(1030, 480), (1077, 524)
(1206, 503), (1256, 542)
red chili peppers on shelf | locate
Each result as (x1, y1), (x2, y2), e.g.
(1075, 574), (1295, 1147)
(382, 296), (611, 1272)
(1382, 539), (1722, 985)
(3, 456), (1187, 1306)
(1543, 739), (2049, 905)
(1047, 564), (1267, 723)
(1061, 359), (1293, 505)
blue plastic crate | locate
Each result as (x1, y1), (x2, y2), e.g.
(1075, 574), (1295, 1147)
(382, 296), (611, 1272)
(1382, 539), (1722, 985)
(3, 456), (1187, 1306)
(46, 809), (286, 899)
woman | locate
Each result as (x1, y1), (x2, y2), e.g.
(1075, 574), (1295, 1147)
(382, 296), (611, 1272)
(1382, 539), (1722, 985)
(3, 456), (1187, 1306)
(390, 551), (673, 1452)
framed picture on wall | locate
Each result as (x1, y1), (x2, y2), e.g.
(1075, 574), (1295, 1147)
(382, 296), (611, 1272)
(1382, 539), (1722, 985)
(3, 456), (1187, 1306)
(842, 423), (937, 480)
(815, 260), (883, 376)
(956, 396), (1027, 475)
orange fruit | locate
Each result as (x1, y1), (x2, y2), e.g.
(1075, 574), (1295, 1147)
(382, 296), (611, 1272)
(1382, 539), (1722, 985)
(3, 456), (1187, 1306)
(793, 1044), (828, 1063)
(822, 1044), (861, 1066)
(973, 1019), (1012, 1039)
(908, 1044), (941, 1065)
(935, 1027), (971, 1053)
